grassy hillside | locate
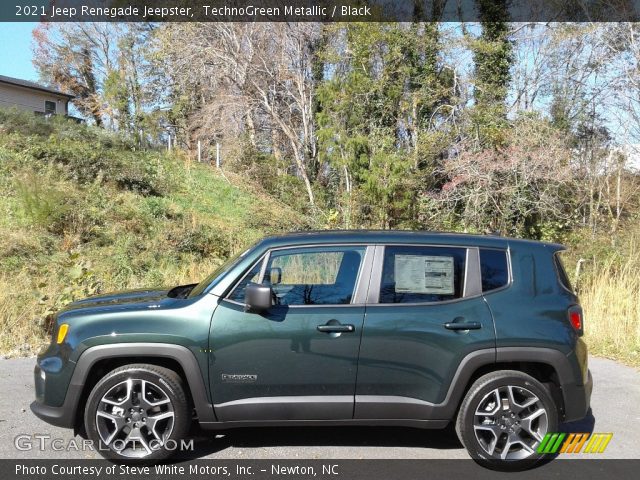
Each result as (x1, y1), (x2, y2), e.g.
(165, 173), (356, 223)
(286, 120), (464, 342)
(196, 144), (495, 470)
(0, 109), (306, 356)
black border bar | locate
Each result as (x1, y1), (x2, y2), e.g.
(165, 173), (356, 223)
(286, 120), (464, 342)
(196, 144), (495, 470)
(3, 0), (640, 23)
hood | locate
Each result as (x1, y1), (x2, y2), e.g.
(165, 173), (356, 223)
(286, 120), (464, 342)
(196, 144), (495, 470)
(59, 288), (172, 314)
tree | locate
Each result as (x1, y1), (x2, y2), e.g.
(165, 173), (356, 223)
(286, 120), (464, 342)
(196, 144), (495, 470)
(33, 23), (113, 126)
(473, 0), (512, 109)
(248, 23), (320, 207)
(153, 23), (320, 207)
(433, 116), (576, 238)
(467, 0), (513, 146)
(33, 23), (157, 143)
(316, 23), (455, 228)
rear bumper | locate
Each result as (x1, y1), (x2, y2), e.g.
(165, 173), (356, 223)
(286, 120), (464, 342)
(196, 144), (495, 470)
(562, 368), (593, 422)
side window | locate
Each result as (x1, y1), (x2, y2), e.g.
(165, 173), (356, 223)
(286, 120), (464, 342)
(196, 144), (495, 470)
(380, 246), (466, 303)
(480, 248), (509, 292)
(554, 252), (574, 293)
(228, 261), (262, 302)
(265, 246), (365, 305)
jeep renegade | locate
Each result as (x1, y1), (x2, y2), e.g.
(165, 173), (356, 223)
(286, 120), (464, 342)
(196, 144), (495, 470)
(31, 231), (592, 468)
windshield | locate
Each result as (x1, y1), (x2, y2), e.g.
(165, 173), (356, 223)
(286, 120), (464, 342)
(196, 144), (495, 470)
(187, 247), (251, 298)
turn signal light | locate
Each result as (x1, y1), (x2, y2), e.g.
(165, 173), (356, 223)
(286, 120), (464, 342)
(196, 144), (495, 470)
(56, 324), (69, 344)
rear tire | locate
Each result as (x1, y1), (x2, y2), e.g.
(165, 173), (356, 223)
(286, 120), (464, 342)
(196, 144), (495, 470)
(84, 363), (191, 462)
(455, 370), (558, 471)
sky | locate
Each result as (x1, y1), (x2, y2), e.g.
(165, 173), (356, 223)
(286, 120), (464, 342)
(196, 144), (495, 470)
(0, 22), (39, 81)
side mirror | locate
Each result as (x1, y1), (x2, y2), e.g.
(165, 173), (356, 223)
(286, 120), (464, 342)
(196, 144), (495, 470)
(245, 283), (273, 312)
(268, 267), (282, 285)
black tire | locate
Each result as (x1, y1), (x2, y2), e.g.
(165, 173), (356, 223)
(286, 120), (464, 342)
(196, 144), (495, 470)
(84, 364), (191, 463)
(455, 370), (558, 471)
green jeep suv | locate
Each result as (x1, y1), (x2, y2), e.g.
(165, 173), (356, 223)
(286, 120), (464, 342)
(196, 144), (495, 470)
(31, 231), (592, 469)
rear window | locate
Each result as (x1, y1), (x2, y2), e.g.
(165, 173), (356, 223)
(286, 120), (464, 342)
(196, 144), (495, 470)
(480, 248), (509, 292)
(554, 252), (574, 292)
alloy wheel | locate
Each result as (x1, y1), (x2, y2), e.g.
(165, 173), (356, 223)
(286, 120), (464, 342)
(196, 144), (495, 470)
(95, 378), (175, 458)
(473, 385), (548, 461)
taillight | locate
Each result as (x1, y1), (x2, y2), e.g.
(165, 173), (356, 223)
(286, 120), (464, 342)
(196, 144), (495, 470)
(570, 311), (581, 330)
(568, 306), (583, 334)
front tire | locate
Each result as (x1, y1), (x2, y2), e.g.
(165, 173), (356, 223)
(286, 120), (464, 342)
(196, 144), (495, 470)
(455, 370), (558, 470)
(84, 364), (191, 462)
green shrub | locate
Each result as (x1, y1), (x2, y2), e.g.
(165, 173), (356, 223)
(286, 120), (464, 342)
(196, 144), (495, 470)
(0, 108), (56, 137)
(24, 137), (112, 184)
(0, 108), (173, 197)
(169, 224), (231, 260)
(15, 174), (69, 228)
(0, 230), (53, 271)
(14, 171), (107, 241)
(38, 253), (103, 317)
(113, 151), (172, 196)
(145, 197), (183, 220)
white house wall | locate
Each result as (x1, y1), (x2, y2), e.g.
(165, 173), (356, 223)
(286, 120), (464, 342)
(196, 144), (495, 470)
(0, 82), (68, 114)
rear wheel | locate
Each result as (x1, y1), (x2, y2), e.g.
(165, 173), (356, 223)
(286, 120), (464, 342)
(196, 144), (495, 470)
(84, 364), (191, 462)
(455, 370), (558, 470)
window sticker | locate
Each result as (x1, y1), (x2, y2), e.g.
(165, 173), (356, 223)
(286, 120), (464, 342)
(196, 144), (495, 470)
(395, 255), (455, 294)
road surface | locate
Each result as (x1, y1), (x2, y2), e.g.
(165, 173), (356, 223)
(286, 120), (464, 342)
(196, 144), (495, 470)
(0, 357), (637, 460)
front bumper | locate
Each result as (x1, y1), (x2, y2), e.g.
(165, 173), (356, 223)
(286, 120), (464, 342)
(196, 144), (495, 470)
(31, 361), (79, 429)
(562, 368), (593, 422)
(30, 399), (76, 428)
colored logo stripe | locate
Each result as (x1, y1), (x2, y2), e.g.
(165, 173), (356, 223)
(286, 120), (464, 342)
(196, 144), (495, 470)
(538, 432), (613, 454)
(537, 433), (566, 454)
(584, 433), (613, 453)
(560, 433), (588, 453)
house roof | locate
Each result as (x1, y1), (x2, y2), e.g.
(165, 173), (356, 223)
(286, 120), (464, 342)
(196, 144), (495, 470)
(0, 75), (74, 99)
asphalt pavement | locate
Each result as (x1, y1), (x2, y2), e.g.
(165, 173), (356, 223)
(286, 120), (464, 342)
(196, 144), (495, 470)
(0, 357), (637, 460)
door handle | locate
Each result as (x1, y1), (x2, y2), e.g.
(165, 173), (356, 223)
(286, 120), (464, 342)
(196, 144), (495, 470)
(444, 321), (482, 330)
(317, 323), (355, 333)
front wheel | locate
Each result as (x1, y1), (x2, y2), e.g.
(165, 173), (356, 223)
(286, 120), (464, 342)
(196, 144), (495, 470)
(84, 364), (191, 462)
(455, 370), (558, 470)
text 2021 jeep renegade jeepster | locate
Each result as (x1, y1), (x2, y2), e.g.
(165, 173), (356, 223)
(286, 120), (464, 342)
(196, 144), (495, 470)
(31, 231), (592, 468)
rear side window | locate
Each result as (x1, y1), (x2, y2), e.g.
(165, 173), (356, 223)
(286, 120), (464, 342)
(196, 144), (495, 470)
(554, 252), (573, 292)
(380, 246), (466, 303)
(480, 248), (509, 292)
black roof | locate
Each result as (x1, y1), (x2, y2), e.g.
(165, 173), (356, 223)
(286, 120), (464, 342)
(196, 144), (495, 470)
(0, 75), (74, 99)
(259, 230), (565, 250)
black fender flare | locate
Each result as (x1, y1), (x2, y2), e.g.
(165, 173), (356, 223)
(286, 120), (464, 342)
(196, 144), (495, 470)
(439, 346), (584, 420)
(33, 343), (215, 428)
